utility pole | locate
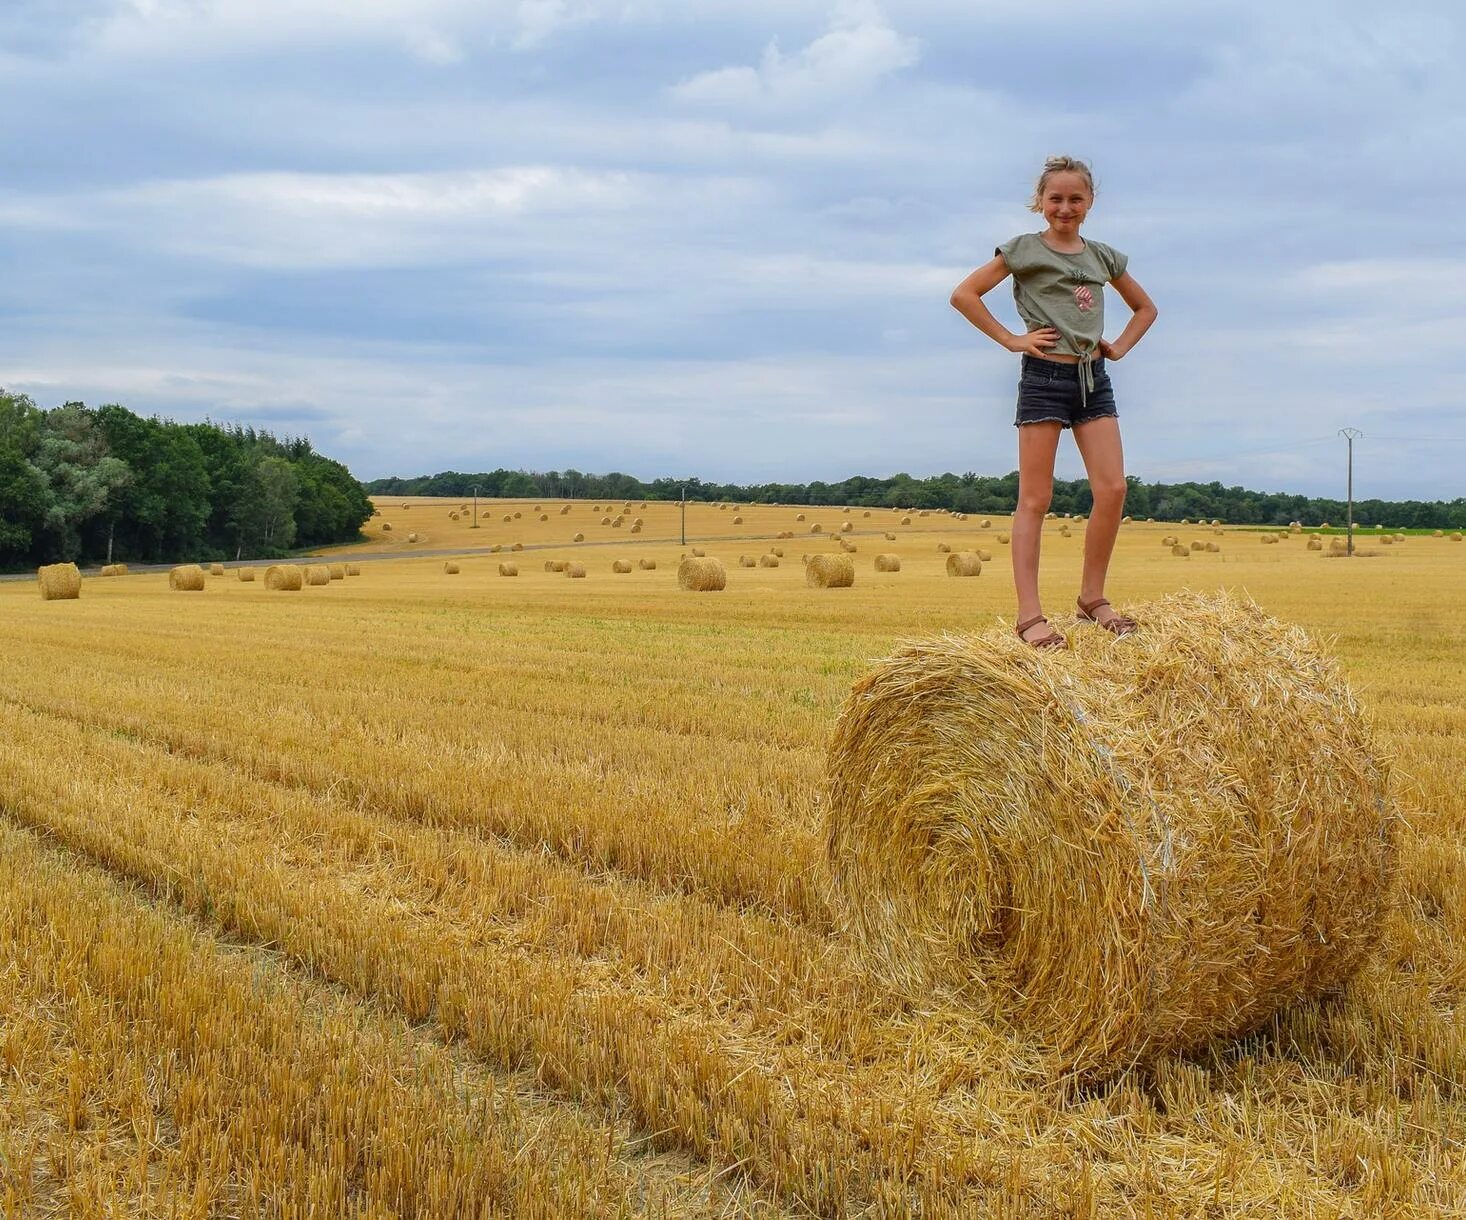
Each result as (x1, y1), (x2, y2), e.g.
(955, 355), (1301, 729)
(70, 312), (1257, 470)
(680, 484), (686, 546)
(1338, 429), (1361, 556)
(470, 483), (480, 528)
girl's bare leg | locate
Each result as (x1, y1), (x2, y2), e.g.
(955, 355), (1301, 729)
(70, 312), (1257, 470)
(1071, 415), (1128, 621)
(1013, 421), (1062, 637)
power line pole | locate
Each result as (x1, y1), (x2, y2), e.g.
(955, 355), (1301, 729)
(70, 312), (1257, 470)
(470, 483), (481, 528)
(1339, 428), (1361, 556)
(680, 484), (686, 546)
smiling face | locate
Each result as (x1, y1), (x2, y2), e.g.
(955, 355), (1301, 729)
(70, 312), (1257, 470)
(1040, 170), (1093, 237)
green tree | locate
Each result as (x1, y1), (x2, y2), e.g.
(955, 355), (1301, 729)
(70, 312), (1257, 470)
(34, 403), (132, 561)
(0, 391), (53, 566)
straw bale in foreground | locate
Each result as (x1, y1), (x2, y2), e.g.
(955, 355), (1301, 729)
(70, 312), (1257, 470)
(678, 556), (726, 590)
(237, 567), (257, 581)
(945, 552), (982, 577)
(826, 590), (1396, 1077)
(805, 553), (855, 588)
(264, 565), (303, 591)
(169, 565), (205, 591)
(874, 553), (901, 572)
(37, 563), (81, 600)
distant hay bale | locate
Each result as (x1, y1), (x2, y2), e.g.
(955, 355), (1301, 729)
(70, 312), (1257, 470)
(560, 505), (572, 515)
(945, 552), (982, 577)
(633, 518), (644, 527)
(1180, 517), (1191, 525)
(937, 542), (952, 553)
(998, 533), (1011, 544)
(806, 553), (855, 588)
(544, 560), (566, 572)
(483, 511), (492, 519)
(408, 533), (420, 543)
(450, 512), (459, 521)
(884, 532), (897, 541)
(863, 510), (871, 517)
(919, 510), (930, 517)
(1394, 533), (1406, 542)
(981, 519), (992, 529)
(1432, 529), (1443, 537)
(691, 547), (705, 557)
(498, 562), (519, 576)
(977, 549), (993, 562)
(565, 562), (587, 578)
(759, 554), (779, 567)
(328, 564), (345, 580)
(601, 516), (612, 525)
(796, 513), (807, 522)
(678, 556), (726, 591)
(842, 507), (851, 513)
(539, 514), (549, 522)
(840, 541), (858, 553)
(1171, 544), (1190, 557)
(1381, 536), (1394, 546)
(37, 562), (82, 600)
(304, 566), (330, 586)
(840, 521), (853, 533)
(733, 515), (744, 524)
(489, 544), (502, 553)
(592, 505), (601, 512)
(99, 563), (128, 577)
(779, 531), (794, 539)
(1121, 516), (1131, 524)
(810, 524), (823, 534)
(1330, 538), (1348, 552)
(237, 567), (257, 582)
(1452, 533), (1464, 541)
(638, 558), (657, 570)
(573, 532), (585, 542)
(346, 564), (361, 576)
(264, 565), (302, 591)
(503, 514), (513, 523)
(612, 559), (633, 573)
(901, 517), (912, 525)
(209, 563), (225, 576)
(168, 564), (206, 591)
(630, 524), (642, 534)
(1189, 540), (1204, 551)
(444, 561), (460, 574)
(1260, 534), (1278, 545)
(1162, 535), (1179, 547)
(772, 547), (784, 557)
(382, 523), (393, 532)
(612, 517), (624, 528)
(1307, 538), (1324, 550)
(824, 589), (1397, 1076)
(874, 553), (901, 572)
(1206, 542), (1221, 553)
(511, 542), (524, 552)
(739, 555), (757, 567)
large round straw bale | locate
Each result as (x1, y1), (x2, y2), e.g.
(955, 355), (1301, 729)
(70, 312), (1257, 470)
(796, 513), (806, 522)
(733, 515), (744, 524)
(1180, 517), (1191, 525)
(208, 562), (225, 576)
(772, 547), (785, 558)
(612, 559), (633, 573)
(407, 533), (420, 543)
(863, 510), (871, 517)
(1206, 542), (1221, 553)
(264, 564), (302, 591)
(998, 533), (1011, 544)
(1381, 536), (1394, 546)
(565, 562), (587, 578)
(919, 510), (930, 517)
(630, 524), (642, 534)
(544, 560), (565, 572)
(503, 514), (513, 523)
(981, 519), (993, 529)
(1189, 540), (1204, 551)
(638, 558), (657, 570)
(37, 562), (82, 600)
(601, 516), (612, 525)
(100, 563), (128, 577)
(874, 553), (901, 572)
(945, 551), (982, 577)
(511, 543), (523, 551)
(739, 555), (757, 567)
(1162, 535), (1179, 547)
(382, 523), (393, 532)
(1171, 544), (1190, 557)
(691, 547), (705, 557)
(612, 518), (623, 528)
(1452, 533), (1463, 541)
(937, 542), (951, 553)
(513, 511), (522, 519)
(1330, 538), (1348, 552)
(346, 564), (361, 576)
(573, 532), (585, 542)
(444, 561), (460, 574)
(840, 521), (853, 533)
(499, 562), (518, 576)
(304, 566), (330, 586)
(901, 516), (912, 525)
(237, 567), (257, 581)
(977, 549), (993, 563)
(533, 504), (541, 512)
(759, 554), (780, 568)
(328, 564), (346, 580)
(678, 556), (726, 591)
(539, 514), (549, 522)
(168, 564), (205, 591)
(810, 523), (823, 534)
(450, 512), (459, 521)
(825, 589), (1397, 1076)
(560, 505), (572, 515)
(840, 541), (858, 553)
(884, 532), (896, 542)
(806, 553), (855, 588)
(1307, 538), (1324, 550)
(633, 517), (644, 527)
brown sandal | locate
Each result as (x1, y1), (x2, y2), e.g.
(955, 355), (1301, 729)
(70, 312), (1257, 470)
(1076, 596), (1137, 637)
(1015, 614), (1068, 651)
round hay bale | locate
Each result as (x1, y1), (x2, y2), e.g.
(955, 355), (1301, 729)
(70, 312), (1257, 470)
(863, 510), (871, 517)
(1432, 529), (1443, 537)
(691, 547), (705, 558)
(997, 533), (1011, 544)
(1162, 536), (1179, 547)
(630, 523), (643, 534)
(533, 505), (541, 513)
(513, 511), (522, 519)
(1330, 538), (1348, 552)
(733, 515), (744, 525)
(810, 524), (823, 534)
(1452, 533), (1464, 541)
(328, 564), (346, 580)
(1180, 517), (1191, 525)
(100, 563), (128, 577)
(739, 555), (757, 567)
(444, 561), (460, 574)
(560, 505), (572, 515)
(304, 566), (330, 586)
(408, 533), (420, 543)
(565, 562), (587, 578)
(824, 589), (1396, 1076)
(759, 554), (780, 568)
(511, 543), (523, 552)
(1121, 516), (1131, 524)
(37, 562), (82, 600)
(612, 559), (633, 573)
(977, 549), (993, 563)
(919, 510), (930, 518)
(884, 532), (896, 541)
(498, 562), (518, 576)
(1189, 540), (1204, 551)
(638, 558), (658, 570)
(1171, 544), (1190, 557)
(796, 513), (807, 522)
(592, 505), (601, 512)
(539, 514), (549, 522)
(945, 552), (982, 577)
(841, 541), (858, 553)
(806, 553), (855, 588)
(1381, 536), (1394, 546)
(612, 518), (623, 529)
(483, 511), (493, 519)
(208, 562), (225, 576)
(874, 553), (901, 572)
(633, 517), (644, 527)
(544, 560), (566, 572)
(771, 547), (785, 558)
(1206, 542), (1221, 553)
(840, 521), (853, 533)
(1394, 533), (1406, 543)
(1307, 538), (1324, 551)
(264, 565), (302, 591)
(901, 517), (912, 525)
(981, 519), (993, 529)
(601, 516), (612, 526)
(573, 532), (585, 542)
(937, 542), (951, 553)
(678, 556), (726, 591)
(450, 512), (459, 521)
(503, 514), (513, 523)
(346, 564), (361, 576)
(237, 567), (257, 582)
(168, 564), (205, 591)
(382, 523), (393, 532)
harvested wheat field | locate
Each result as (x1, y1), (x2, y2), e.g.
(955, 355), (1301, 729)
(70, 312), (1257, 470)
(1, 521), (1464, 1216)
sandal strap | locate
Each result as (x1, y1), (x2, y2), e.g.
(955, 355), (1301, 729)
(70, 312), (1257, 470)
(1015, 614), (1049, 635)
(1077, 596), (1111, 616)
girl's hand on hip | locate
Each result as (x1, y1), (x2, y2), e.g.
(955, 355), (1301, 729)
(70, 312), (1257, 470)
(1098, 337), (1125, 360)
(1007, 328), (1058, 357)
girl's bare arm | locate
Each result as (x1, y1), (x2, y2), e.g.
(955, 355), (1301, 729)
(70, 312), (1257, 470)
(1098, 271), (1157, 360)
(950, 257), (1058, 358)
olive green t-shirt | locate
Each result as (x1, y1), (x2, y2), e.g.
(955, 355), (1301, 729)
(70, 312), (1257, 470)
(995, 233), (1128, 361)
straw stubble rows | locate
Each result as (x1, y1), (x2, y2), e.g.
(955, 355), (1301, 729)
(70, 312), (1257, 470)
(1, 527), (1465, 1216)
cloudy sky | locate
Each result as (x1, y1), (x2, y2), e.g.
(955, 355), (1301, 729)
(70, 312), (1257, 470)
(2, 0), (1463, 498)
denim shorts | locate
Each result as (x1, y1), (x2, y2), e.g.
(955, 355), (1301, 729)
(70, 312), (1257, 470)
(1015, 355), (1118, 428)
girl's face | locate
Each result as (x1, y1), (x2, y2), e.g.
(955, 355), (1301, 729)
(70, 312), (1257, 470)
(1041, 171), (1092, 235)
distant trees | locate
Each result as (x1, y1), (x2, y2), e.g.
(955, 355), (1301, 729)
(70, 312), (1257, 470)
(366, 465), (1466, 529)
(0, 391), (373, 570)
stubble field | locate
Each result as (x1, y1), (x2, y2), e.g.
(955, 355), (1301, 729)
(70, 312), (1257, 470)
(1, 497), (1463, 1218)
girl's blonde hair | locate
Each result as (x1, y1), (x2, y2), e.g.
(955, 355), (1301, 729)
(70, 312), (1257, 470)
(1029, 155), (1095, 213)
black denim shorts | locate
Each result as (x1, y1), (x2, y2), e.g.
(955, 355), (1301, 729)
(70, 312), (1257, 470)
(1015, 355), (1118, 428)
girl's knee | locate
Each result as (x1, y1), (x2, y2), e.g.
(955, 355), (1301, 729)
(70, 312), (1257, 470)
(1091, 478), (1127, 505)
(1016, 495), (1052, 517)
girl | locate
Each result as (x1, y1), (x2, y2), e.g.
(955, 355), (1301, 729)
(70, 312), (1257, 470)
(949, 156), (1157, 649)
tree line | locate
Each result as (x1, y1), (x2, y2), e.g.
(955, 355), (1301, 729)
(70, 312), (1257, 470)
(368, 467), (1466, 529)
(1, 392), (374, 571)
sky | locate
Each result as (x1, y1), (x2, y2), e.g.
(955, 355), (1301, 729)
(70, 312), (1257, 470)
(2, 0), (1463, 498)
